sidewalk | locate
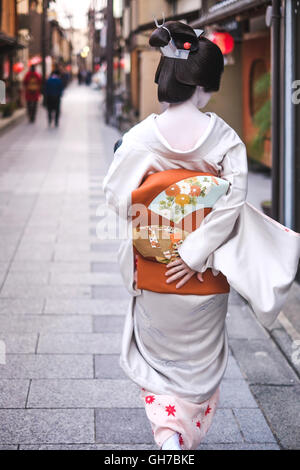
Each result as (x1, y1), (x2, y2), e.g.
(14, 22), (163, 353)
(0, 84), (298, 450)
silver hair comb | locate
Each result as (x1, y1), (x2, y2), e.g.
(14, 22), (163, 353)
(153, 14), (204, 60)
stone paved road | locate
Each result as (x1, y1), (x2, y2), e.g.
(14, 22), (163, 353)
(0, 84), (290, 449)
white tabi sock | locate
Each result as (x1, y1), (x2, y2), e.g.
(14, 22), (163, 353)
(161, 433), (182, 450)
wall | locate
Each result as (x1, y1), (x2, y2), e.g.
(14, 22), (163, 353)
(139, 49), (162, 120)
(176, 0), (201, 15)
(1, 0), (16, 37)
(137, 0), (171, 27)
(203, 42), (243, 139)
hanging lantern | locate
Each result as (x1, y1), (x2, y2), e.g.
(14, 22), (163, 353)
(13, 62), (24, 73)
(207, 31), (234, 55)
(113, 58), (125, 70)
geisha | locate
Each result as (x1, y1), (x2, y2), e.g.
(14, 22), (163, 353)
(103, 20), (300, 450)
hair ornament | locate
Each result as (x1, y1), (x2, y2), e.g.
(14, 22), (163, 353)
(153, 15), (204, 60)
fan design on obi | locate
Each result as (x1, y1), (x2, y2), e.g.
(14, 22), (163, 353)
(133, 174), (229, 264)
(131, 169), (230, 294)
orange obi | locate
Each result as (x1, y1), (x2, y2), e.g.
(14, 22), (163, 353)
(131, 169), (230, 295)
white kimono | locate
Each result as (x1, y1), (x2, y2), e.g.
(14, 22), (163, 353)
(103, 111), (300, 403)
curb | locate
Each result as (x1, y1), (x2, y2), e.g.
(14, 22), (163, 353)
(0, 108), (26, 136)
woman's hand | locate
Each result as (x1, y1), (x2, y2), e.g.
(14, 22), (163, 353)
(165, 257), (204, 289)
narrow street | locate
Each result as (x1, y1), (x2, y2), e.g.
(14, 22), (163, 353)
(0, 85), (297, 449)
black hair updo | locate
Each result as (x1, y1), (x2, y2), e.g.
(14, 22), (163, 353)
(149, 21), (224, 103)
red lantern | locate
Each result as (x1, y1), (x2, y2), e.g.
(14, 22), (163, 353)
(13, 62), (24, 73)
(207, 31), (234, 55)
(113, 58), (125, 69)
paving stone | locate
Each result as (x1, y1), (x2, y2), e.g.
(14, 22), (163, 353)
(0, 299), (44, 314)
(0, 245), (17, 261)
(90, 241), (121, 252)
(270, 327), (300, 376)
(54, 251), (117, 262)
(228, 288), (248, 306)
(0, 315), (92, 333)
(0, 445), (19, 450)
(14, 243), (54, 261)
(223, 355), (245, 380)
(0, 409), (94, 444)
(250, 384), (300, 449)
(197, 443), (280, 450)
(233, 408), (277, 443)
(0, 226), (23, 236)
(280, 282), (300, 332)
(50, 272), (123, 286)
(0, 271), (6, 284)
(0, 380), (30, 408)
(54, 243), (92, 253)
(25, 221), (59, 230)
(91, 262), (120, 272)
(4, 272), (49, 285)
(218, 379), (258, 408)
(44, 298), (129, 315)
(93, 315), (125, 333)
(226, 303), (268, 340)
(28, 379), (141, 408)
(95, 408), (153, 444)
(201, 409), (244, 443)
(0, 262), (9, 271)
(229, 339), (298, 385)
(20, 233), (57, 244)
(37, 333), (122, 354)
(10, 261), (92, 273)
(22, 226), (57, 237)
(95, 355), (128, 380)
(0, 284), (91, 298)
(0, 334), (38, 353)
(92, 286), (131, 301)
(56, 234), (98, 243)
(0, 354), (93, 379)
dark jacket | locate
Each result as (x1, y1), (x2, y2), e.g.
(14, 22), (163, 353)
(45, 75), (64, 98)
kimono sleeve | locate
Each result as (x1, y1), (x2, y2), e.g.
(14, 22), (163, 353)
(178, 140), (248, 272)
(102, 132), (152, 219)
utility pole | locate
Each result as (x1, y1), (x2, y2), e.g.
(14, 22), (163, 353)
(270, 0), (282, 222)
(41, 0), (47, 85)
(106, 0), (115, 124)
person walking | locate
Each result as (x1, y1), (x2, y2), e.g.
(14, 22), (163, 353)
(45, 70), (64, 128)
(23, 65), (42, 123)
(103, 21), (300, 450)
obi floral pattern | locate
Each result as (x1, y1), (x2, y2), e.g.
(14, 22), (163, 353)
(149, 175), (229, 224)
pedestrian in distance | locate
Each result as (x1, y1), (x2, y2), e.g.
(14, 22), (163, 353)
(23, 65), (42, 123)
(45, 70), (64, 128)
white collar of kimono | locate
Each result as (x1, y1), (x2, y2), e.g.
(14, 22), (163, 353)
(150, 112), (216, 159)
